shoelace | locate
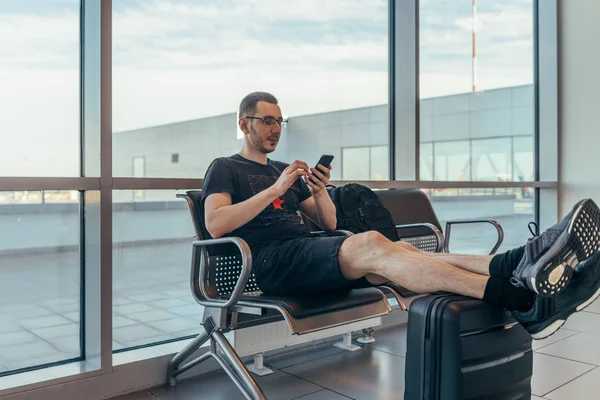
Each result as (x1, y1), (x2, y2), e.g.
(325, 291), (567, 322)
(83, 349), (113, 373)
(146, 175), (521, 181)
(528, 221), (539, 240)
(510, 221), (542, 288)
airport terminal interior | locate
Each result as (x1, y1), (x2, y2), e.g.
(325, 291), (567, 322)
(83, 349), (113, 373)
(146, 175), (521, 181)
(2, 0), (600, 399)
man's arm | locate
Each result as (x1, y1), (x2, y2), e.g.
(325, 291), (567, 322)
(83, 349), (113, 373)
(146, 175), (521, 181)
(299, 192), (337, 231)
(299, 164), (337, 231)
(205, 189), (280, 239)
(205, 160), (310, 238)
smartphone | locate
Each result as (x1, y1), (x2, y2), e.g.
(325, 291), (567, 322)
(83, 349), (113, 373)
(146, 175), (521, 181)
(315, 154), (334, 172)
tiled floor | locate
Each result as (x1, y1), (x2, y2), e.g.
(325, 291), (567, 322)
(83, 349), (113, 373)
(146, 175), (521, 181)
(0, 214), (533, 373)
(113, 317), (600, 400)
(0, 241), (200, 372)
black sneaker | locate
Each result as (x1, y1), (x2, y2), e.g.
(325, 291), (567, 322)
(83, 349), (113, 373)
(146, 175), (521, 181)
(512, 252), (600, 339)
(510, 198), (600, 296)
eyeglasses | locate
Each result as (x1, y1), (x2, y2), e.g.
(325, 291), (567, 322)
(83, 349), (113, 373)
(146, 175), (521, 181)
(245, 115), (288, 128)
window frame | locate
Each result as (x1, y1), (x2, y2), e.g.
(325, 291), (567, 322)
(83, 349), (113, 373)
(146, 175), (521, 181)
(0, 0), (558, 397)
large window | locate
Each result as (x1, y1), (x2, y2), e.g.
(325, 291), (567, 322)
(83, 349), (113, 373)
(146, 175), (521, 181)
(112, 0), (389, 180)
(0, 1), (559, 396)
(428, 187), (534, 254)
(433, 141), (471, 181)
(0, 0), (82, 377)
(111, 0), (389, 351)
(0, 191), (81, 374)
(342, 146), (389, 180)
(419, 0), (534, 182)
(112, 190), (198, 350)
(0, 1), (80, 177)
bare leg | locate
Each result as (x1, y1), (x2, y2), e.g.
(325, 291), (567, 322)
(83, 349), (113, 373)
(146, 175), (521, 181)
(339, 232), (489, 299)
(364, 274), (388, 285)
(394, 241), (494, 276)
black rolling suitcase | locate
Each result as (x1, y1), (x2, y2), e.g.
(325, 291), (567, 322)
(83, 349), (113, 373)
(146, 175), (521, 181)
(404, 294), (533, 400)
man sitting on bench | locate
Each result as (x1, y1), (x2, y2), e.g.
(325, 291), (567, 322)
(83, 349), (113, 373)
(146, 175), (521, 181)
(201, 91), (600, 340)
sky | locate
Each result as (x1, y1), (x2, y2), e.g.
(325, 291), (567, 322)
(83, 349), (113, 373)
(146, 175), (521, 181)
(0, 0), (534, 177)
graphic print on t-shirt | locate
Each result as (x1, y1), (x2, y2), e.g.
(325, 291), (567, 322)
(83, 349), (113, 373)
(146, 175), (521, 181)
(272, 197), (285, 209)
(248, 174), (300, 224)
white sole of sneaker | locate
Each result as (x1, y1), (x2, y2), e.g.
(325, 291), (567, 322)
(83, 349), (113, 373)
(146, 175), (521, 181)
(532, 199), (600, 296)
(577, 285), (600, 312)
(531, 319), (565, 340)
(531, 285), (600, 340)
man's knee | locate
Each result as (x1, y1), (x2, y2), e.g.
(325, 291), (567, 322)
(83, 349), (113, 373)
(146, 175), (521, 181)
(353, 230), (390, 248)
(396, 240), (417, 251)
(338, 231), (390, 279)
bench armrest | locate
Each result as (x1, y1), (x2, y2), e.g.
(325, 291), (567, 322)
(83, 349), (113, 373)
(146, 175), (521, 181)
(444, 219), (504, 255)
(191, 237), (252, 309)
(395, 223), (444, 252)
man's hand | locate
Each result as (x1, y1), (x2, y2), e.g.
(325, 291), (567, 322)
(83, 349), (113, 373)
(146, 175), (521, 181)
(306, 164), (332, 196)
(272, 160), (310, 197)
(299, 163), (336, 230)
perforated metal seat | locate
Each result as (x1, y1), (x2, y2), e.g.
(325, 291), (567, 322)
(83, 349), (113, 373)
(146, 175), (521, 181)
(209, 246), (386, 319)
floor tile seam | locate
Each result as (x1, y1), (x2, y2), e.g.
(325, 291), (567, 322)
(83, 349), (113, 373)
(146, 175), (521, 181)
(290, 388), (354, 400)
(278, 353), (389, 399)
(532, 332), (580, 352)
(540, 365), (599, 398)
(144, 390), (162, 400)
(580, 310), (600, 315)
(535, 351), (600, 367)
(277, 367), (330, 396)
(14, 326), (68, 355)
(268, 349), (347, 371)
(0, 329), (43, 347)
(368, 346), (406, 359)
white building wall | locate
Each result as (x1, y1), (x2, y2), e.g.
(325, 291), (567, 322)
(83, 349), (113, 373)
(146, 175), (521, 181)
(558, 0), (600, 217)
(113, 84), (533, 201)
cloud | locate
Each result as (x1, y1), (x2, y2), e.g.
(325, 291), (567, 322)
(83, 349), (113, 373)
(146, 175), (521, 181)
(419, 0), (533, 95)
(112, 0), (388, 71)
(0, 0), (536, 175)
(0, 12), (78, 67)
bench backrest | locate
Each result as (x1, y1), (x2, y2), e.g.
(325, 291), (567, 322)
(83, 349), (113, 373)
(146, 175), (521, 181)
(179, 191), (261, 298)
(301, 188), (443, 253)
(375, 188), (442, 231)
(375, 188), (442, 252)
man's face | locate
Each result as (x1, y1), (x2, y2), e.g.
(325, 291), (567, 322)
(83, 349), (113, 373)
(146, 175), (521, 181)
(243, 101), (283, 154)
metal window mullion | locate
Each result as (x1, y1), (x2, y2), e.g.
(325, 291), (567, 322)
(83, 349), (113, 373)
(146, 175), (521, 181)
(99, 0), (113, 372)
(325, 180), (555, 190)
(393, 0), (418, 181)
(536, 0), (559, 229)
(388, 0), (395, 180)
(82, 0), (112, 374)
(112, 177), (203, 190)
(415, 1), (420, 182)
(0, 177), (100, 191)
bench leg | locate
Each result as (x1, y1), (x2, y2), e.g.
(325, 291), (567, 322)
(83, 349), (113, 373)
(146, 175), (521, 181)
(167, 323), (211, 387)
(167, 317), (267, 400)
(212, 330), (267, 399)
(356, 327), (376, 344)
(334, 332), (361, 352)
(247, 353), (274, 376)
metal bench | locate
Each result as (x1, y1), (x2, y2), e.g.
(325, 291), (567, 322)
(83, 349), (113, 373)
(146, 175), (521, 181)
(167, 190), (392, 399)
(167, 188), (504, 399)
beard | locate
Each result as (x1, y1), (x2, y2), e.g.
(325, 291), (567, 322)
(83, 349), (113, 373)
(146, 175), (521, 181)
(248, 126), (277, 154)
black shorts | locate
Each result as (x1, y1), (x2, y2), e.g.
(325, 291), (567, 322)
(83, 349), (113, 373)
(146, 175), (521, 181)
(252, 235), (371, 295)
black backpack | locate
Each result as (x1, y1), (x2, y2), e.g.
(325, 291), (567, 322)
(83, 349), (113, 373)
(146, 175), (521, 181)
(327, 183), (399, 242)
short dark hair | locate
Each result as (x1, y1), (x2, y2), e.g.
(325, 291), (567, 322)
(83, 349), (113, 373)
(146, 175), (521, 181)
(238, 92), (278, 118)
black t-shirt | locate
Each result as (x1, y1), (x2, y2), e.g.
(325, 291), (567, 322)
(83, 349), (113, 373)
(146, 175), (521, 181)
(201, 154), (313, 249)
